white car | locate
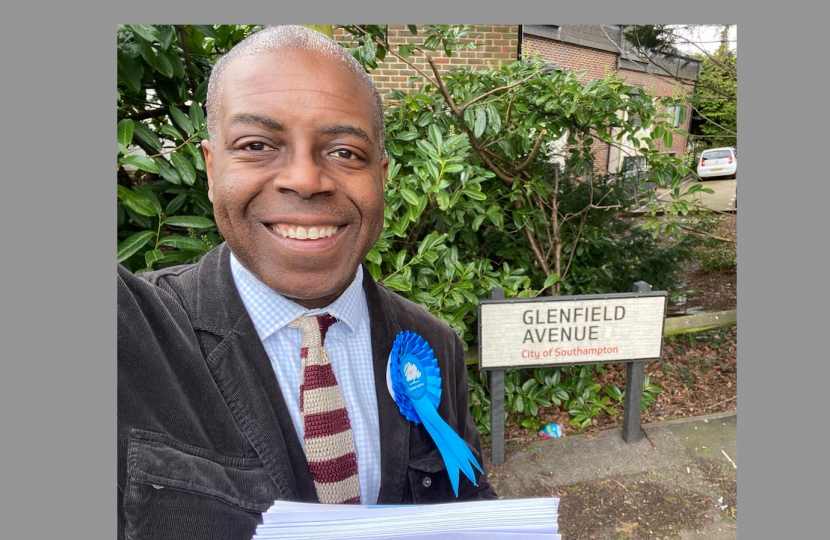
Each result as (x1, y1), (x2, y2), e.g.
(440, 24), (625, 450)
(697, 147), (737, 180)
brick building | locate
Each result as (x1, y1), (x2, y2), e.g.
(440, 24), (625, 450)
(334, 25), (699, 176)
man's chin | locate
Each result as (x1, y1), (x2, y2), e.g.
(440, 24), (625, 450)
(264, 274), (356, 309)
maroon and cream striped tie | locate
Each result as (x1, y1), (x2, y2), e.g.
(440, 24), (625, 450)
(288, 314), (361, 504)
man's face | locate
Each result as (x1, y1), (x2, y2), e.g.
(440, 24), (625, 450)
(202, 49), (387, 309)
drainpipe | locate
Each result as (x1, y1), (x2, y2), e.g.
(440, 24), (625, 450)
(517, 25), (523, 61)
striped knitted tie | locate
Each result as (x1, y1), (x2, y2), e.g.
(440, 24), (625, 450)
(288, 314), (361, 504)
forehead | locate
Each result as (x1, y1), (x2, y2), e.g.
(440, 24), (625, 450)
(216, 49), (376, 136)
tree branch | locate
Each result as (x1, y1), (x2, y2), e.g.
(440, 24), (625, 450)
(460, 70), (542, 114)
(690, 104), (737, 136)
(678, 224), (733, 243)
(513, 129), (548, 174)
(125, 107), (170, 121)
(349, 25), (438, 86)
(523, 218), (552, 278)
(426, 56), (517, 185)
(177, 25), (196, 91)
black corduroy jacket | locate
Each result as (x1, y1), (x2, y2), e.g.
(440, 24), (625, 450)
(117, 244), (496, 540)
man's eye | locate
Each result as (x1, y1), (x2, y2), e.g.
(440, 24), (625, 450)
(242, 142), (269, 151)
(332, 149), (359, 160)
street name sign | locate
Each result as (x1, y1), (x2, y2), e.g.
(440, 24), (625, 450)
(478, 292), (668, 369)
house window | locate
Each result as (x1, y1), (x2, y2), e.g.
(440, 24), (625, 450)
(667, 104), (688, 128)
(621, 156), (647, 178)
(628, 88), (645, 128)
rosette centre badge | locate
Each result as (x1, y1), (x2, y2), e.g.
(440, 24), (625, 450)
(388, 331), (483, 496)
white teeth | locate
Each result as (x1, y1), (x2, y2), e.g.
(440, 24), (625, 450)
(272, 225), (339, 239)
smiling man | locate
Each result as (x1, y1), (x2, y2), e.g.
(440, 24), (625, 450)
(117, 26), (495, 540)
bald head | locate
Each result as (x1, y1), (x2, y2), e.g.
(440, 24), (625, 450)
(206, 25), (386, 152)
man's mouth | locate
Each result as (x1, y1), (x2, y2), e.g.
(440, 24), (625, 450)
(267, 224), (340, 240)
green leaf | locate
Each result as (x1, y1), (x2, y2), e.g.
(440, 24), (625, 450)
(154, 157), (181, 185)
(130, 25), (158, 43)
(150, 25), (175, 50)
(165, 193), (188, 214)
(189, 101), (205, 131)
(117, 185), (159, 217)
(193, 80), (209, 104)
(158, 235), (208, 251)
(117, 119), (134, 154)
(117, 51), (143, 94)
(383, 274), (411, 293)
(120, 155), (159, 174)
(685, 183), (704, 195)
(169, 106), (193, 135)
(514, 395), (524, 414)
(399, 188), (420, 206)
(473, 107), (486, 138)
(394, 250), (407, 270)
(159, 124), (183, 141)
(157, 250), (200, 265)
(132, 122), (162, 152)
(133, 185), (163, 215)
(167, 51), (185, 79)
(171, 152), (197, 185)
(464, 189), (486, 201)
(407, 25), (418, 35)
(155, 53), (174, 78)
(193, 25), (220, 40)
(163, 215), (215, 229)
(428, 124), (443, 150)
(486, 102), (501, 133)
(135, 38), (158, 69)
(144, 249), (164, 267)
(117, 230), (156, 263)
(543, 273), (560, 289)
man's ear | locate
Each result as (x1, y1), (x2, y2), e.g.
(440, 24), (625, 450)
(380, 155), (389, 187)
(201, 139), (215, 203)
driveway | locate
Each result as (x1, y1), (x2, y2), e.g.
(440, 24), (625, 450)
(644, 177), (737, 213)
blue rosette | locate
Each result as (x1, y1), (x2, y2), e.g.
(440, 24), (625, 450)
(388, 330), (483, 497)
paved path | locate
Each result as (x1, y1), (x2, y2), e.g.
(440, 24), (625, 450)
(486, 412), (738, 539)
(657, 178), (737, 213)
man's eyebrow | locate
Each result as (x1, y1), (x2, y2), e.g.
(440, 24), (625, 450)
(321, 124), (371, 144)
(228, 113), (285, 132)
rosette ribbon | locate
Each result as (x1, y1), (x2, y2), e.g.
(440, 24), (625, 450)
(389, 331), (483, 497)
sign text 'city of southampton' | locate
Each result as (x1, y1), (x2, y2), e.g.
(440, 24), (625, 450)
(478, 292), (668, 369)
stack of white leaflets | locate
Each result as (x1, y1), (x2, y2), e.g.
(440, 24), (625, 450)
(251, 498), (560, 539)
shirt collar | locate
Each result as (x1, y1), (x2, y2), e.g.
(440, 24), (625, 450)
(229, 252), (365, 341)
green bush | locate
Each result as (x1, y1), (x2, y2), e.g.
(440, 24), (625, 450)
(117, 25), (259, 272)
(118, 25), (697, 433)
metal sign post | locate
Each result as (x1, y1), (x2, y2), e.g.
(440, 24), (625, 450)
(488, 287), (506, 465)
(621, 281), (652, 443)
(479, 282), (666, 465)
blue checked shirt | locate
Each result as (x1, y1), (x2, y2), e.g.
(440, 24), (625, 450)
(230, 254), (381, 504)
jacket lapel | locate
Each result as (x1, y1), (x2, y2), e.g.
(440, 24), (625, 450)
(189, 245), (317, 502)
(363, 268), (412, 504)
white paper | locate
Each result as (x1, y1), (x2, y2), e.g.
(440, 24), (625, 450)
(252, 498), (560, 540)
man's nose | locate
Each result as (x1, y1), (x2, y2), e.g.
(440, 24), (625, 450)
(272, 151), (334, 198)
